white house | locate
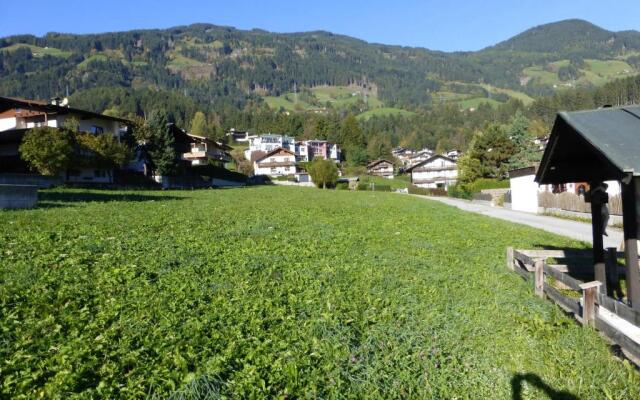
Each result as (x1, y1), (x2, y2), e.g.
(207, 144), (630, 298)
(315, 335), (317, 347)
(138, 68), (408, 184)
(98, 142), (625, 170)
(367, 159), (394, 178)
(253, 148), (297, 177)
(508, 166), (540, 213)
(0, 96), (131, 183)
(245, 134), (296, 160)
(406, 154), (458, 189)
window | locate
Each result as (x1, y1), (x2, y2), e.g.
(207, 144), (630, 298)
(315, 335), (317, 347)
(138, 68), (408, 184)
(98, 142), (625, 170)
(90, 125), (104, 135)
(270, 167), (277, 173)
(285, 167), (290, 172)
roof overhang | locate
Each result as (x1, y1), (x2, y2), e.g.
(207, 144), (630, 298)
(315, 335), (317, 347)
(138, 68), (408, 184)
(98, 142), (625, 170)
(535, 106), (640, 184)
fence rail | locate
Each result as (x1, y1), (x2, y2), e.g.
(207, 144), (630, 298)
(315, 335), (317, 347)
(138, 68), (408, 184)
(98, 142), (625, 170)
(507, 247), (640, 365)
(538, 191), (622, 215)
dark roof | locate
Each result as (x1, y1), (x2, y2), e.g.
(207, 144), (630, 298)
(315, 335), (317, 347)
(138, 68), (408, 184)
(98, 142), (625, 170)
(254, 147), (295, 163)
(250, 151), (267, 163)
(405, 154), (456, 172)
(366, 159), (393, 168)
(168, 123), (231, 150)
(509, 166), (537, 179)
(536, 106), (640, 184)
(0, 96), (132, 124)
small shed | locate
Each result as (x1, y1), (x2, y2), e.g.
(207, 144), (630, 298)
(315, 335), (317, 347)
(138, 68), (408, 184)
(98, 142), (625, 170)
(536, 106), (640, 308)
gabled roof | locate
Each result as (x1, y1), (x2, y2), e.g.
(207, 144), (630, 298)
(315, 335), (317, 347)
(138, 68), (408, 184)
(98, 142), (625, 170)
(254, 147), (295, 163)
(405, 154), (456, 172)
(0, 96), (132, 124)
(536, 106), (640, 184)
(366, 159), (393, 168)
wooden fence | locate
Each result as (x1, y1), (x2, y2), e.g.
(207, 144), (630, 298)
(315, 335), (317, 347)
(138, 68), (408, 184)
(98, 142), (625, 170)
(507, 247), (640, 365)
(538, 191), (622, 215)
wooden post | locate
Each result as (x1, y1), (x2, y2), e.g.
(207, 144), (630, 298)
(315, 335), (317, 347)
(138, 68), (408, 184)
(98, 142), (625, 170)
(580, 281), (602, 327)
(534, 260), (544, 298)
(506, 247), (514, 271)
(605, 247), (618, 298)
(589, 184), (606, 295)
(622, 179), (640, 309)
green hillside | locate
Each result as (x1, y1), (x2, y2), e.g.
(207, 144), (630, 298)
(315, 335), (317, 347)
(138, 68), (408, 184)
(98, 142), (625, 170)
(3, 19), (640, 115)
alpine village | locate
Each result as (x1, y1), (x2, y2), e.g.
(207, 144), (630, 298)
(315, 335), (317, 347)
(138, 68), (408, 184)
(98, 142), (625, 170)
(5, 9), (640, 398)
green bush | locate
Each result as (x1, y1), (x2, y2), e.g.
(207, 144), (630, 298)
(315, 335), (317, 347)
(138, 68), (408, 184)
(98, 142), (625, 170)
(466, 178), (510, 194)
(407, 185), (447, 196)
(448, 184), (473, 200)
(335, 182), (350, 190)
(356, 182), (369, 191)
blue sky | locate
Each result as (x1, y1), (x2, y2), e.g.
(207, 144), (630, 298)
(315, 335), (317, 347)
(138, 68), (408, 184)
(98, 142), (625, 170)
(2, 0), (640, 51)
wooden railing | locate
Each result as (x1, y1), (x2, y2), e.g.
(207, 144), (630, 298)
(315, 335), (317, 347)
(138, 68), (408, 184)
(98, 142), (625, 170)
(507, 247), (640, 365)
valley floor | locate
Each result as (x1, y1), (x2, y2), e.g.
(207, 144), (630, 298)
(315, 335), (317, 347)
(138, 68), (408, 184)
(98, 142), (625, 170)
(1, 186), (638, 398)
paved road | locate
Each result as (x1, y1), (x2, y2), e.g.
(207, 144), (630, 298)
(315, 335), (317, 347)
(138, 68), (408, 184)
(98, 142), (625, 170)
(415, 195), (623, 248)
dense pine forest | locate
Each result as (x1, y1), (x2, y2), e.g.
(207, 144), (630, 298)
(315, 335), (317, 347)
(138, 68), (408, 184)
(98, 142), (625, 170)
(3, 19), (640, 158)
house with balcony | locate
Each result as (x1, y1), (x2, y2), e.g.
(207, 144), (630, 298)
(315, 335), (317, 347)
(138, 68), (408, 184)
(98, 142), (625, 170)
(0, 96), (131, 183)
(304, 140), (341, 162)
(244, 134), (296, 161)
(366, 159), (394, 178)
(406, 154), (458, 189)
(170, 124), (232, 167)
(253, 148), (298, 177)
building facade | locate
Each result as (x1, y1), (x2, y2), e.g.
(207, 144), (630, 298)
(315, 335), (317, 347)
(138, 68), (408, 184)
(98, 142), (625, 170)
(407, 155), (458, 189)
(366, 159), (394, 178)
(253, 148), (298, 176)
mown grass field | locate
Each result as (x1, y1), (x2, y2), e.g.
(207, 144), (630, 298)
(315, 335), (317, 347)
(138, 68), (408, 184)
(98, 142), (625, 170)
(2, 187), (639, 399)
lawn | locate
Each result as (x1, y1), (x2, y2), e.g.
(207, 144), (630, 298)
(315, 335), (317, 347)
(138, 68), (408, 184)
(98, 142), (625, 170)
(1, 187), (639, 398)
(359, 174), (410, 190)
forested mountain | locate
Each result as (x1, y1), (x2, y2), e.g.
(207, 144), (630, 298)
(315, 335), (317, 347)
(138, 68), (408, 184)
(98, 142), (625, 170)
(2, 18), (640, 116)
(486, 19), (640, 55)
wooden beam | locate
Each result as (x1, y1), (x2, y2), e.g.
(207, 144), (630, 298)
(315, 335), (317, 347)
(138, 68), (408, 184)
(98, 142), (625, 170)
(589, 182), (606, 295)
(622, 179), (640, 309)
(580, 281), (602, 327)
(506, 247), (514, 271)
(535, 260), (544, 298)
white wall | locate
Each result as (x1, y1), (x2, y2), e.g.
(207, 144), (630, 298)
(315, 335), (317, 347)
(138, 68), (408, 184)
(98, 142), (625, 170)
(254, 152), (297, 176)
(0, 117), (16, 131)
(510, 174), (539, 213)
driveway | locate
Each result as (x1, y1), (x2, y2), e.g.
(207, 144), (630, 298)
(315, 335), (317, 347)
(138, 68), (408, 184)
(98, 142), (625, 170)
(415, 195), (623, 248)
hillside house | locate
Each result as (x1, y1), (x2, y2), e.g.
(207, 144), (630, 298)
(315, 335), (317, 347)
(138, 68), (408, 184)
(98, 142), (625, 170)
(226, 128), (251, 142)
(406, 154), (458, 189)
(0, 96), (131, 183)
(170, 124), (231, 167)
(245, 134), (296, 160)
(366, 159), (394, 178)
(253, 148), (297, 177)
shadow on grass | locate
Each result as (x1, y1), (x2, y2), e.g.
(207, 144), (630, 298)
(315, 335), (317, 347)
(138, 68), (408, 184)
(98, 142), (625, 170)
(38, 191), (186, 208)
(511, 373), (579, 400)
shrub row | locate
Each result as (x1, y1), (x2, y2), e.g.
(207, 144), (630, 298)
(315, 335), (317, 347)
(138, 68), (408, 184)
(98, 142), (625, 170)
(407, 185), (447, 197)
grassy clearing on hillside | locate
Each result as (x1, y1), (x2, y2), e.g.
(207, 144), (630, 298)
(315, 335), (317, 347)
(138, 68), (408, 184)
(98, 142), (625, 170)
(2, 187), (639, 398)
(523, 59), (636, 87)
(458, 97), (502, 109)
(0, 44), (72, 58)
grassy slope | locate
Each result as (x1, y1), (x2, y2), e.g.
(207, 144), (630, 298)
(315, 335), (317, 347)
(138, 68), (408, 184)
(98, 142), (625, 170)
(0, 43), (72, 58)
(458, 97), (503, 109)
(1, 187), (639, 398)
(523, 58), (636, 87)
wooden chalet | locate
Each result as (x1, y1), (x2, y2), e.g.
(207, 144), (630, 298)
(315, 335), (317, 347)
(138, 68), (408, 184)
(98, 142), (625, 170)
(366, 159), (394, 178)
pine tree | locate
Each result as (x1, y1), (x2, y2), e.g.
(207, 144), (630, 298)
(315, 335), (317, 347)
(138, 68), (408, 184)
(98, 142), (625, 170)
(190, 111), (208, 136)
(148, 111), (177, 176)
